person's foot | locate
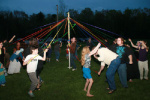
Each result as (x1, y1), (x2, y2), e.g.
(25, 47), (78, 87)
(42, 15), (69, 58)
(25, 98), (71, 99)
(106, 87), (110, 90)
(28, 92), (34, 97)
(129, 79), (133, 82)
(144, 78), (148, 80)
(56, 59), (59, 62)
(86, 94), (94, 97)
(108, 90), (115, 94)
(72, 68), (77, 71)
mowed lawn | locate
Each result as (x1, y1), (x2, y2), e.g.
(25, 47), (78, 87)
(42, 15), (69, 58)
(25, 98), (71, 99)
(0, 42), (150, 100)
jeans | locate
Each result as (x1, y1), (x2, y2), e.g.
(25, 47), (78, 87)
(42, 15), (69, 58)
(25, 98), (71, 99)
(55, 51), (60, 60)
(70, 53), (76, 69)
(118, 63), (128, 87)
(106, 57), (121, 90)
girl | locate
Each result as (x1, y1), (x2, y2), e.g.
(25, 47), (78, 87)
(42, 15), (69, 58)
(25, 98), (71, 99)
(0, 63), (6, 86)
(81, 46), (94, 97)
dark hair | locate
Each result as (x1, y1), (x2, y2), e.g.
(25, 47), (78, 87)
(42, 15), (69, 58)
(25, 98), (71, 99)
(30, 45), (39, 53)
(29, 38), (38, 46)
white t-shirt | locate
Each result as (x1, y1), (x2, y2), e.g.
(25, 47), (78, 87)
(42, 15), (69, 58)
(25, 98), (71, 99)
(24, 54), (43, 73)
(97, 47), (118, 67)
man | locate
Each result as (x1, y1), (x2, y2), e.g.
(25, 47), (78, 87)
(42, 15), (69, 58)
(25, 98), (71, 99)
(89, 43), (121, 94)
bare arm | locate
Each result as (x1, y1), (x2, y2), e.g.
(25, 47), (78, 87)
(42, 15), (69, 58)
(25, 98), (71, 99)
(89, 43), (101, 56)
(9, 35), (16, 43)
(128, 38), (138, 49)
(40, 49), (48, 61)
(128, 55), (133, 64)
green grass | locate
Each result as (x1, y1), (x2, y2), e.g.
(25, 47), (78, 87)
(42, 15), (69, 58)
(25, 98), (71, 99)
(0, 42), (150, 100)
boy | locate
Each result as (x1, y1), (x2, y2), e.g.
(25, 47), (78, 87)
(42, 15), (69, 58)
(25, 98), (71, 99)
(23, 45), (48, 97)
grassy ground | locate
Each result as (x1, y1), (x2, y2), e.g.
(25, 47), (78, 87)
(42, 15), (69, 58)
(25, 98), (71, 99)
(0, 42), (150, 100)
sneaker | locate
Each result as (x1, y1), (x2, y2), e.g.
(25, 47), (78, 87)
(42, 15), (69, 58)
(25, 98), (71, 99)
(28, 92), (34, 97)
(72, 69), (77, 71)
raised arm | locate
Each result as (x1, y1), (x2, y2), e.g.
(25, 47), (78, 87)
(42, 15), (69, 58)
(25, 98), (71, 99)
(88, 43), (101, 56)
(41, 49), (48, 61)
(9, 35), (16, 43)
(128, 38), (138, 49)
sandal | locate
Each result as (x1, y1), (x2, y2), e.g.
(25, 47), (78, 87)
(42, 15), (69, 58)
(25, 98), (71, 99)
(108, 90), (115, 94)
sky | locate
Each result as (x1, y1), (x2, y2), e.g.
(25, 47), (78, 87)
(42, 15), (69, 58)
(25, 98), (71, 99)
(0, 0), (150, 15)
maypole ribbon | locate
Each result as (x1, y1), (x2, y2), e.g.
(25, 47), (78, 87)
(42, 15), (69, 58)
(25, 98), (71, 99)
(71, 18), (106, 47)
(27, 20), (65, 64)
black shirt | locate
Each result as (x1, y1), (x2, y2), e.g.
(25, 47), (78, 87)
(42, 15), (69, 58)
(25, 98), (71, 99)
(109, 44), (131, 64)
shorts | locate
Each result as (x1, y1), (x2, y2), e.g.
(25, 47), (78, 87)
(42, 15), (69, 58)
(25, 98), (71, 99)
(83, 67), (92, 79)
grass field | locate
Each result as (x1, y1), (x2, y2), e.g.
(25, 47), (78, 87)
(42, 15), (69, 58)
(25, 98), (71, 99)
(0, 42), (150, 100)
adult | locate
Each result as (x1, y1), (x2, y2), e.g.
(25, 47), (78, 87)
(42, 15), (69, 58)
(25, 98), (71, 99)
(129, 39), (149, 80)
(109, 37), (133, 88)
(3, 35), (16, 68)
(89, 43), (121, 94)
(125, 44), (140, 82)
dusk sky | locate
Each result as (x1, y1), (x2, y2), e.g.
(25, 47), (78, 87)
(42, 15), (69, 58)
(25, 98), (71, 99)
(0, 0), (150, 15)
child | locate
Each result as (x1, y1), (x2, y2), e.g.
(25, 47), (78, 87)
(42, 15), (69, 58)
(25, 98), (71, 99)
(81, 46), (94, 97)
(0, 63), (6, 86)
(23, 45), (48, 97)
(66, 44), (69, 59)
(44, 43), (52, 62)
(8, 48), (24, 74)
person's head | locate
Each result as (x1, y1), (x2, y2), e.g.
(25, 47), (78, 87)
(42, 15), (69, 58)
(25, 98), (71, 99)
(3, 40), (7, 43)
(88, 37), (91, 43)
(0, 41), (3, 49)
(81, 46), (90, 66)
(136, 41), (140, 46)
(30, 45), (39, 54)
(71, 37), (76, 43)
(117, 37), (124, 46)
(45, 43), (48, 46)
(29, 38), (38, 46)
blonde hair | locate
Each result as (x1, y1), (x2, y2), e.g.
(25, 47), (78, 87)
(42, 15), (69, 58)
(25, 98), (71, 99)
(81, 46), (90, 66)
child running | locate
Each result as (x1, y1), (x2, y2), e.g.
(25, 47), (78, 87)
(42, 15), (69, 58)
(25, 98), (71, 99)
(23, 45), (48, 97)
(81, 46), (94, 97)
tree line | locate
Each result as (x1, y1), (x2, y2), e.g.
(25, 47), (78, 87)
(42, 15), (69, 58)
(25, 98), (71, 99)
(0, 7), (150, 40)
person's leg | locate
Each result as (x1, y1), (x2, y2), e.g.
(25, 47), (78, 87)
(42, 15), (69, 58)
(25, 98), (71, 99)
(84, 79), (90, 91)
(87, 78), (94, 97)
(71, 54), (76, 69)
(106, 58), (120, 91)
(118, 64), (128, 88)
(138, 61), (144, 80)
(144, 60), (149, 80)
(28, 72), (38, 97)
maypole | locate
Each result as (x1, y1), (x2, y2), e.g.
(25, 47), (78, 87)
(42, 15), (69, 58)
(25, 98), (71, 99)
(67, 12), (71, 69)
